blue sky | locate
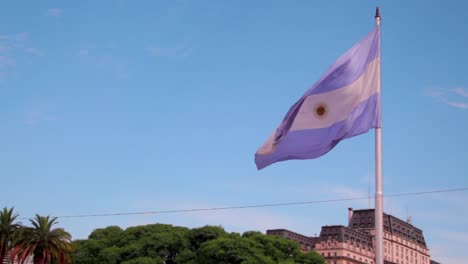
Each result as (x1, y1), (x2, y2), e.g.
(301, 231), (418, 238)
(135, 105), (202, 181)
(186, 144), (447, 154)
(1, 1), (467, 263)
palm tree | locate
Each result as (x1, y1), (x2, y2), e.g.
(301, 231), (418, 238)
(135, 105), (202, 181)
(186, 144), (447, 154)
(11, 215), (73, 264)
(0, 207), (20, 264)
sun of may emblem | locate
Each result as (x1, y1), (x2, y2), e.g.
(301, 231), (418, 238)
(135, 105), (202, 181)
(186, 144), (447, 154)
(314, 103), (328, 119)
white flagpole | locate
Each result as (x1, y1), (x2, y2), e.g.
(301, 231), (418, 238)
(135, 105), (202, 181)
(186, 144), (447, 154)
(374, 6), (384, 264)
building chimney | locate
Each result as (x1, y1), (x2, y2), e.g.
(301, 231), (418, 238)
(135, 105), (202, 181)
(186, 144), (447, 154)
(348, 208), (353, 225)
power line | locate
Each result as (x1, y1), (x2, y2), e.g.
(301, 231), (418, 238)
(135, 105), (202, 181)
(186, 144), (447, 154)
(19, 186), (468, 220)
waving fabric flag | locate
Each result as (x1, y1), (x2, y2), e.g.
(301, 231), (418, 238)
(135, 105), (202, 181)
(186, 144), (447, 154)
(255, 27), (381, 170)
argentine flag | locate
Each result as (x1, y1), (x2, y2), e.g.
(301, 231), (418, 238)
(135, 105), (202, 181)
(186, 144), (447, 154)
(255, 27), (381, 170)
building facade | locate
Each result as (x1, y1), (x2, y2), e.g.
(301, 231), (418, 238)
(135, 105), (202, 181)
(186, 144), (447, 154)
(314, 224), (375, 264)
(348, 209), (430, 264)
(266, 229), (318, 252)
(267, 208), (436, 264)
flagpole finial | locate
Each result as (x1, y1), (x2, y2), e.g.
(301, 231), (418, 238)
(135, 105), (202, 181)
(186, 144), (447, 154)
(375, 7), (381, 26)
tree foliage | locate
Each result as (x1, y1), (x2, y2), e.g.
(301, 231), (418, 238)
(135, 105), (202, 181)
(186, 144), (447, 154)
(0, 207), (21, 264)
(11, 215), (73, 264)
(72, 224), (326, 264)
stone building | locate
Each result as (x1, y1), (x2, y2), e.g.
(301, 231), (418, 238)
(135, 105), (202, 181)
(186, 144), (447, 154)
(266, 229), (318, 252)
(348, 209), (430, 264)
(315, 224), (375, 264)
(267, 208), (437, 264)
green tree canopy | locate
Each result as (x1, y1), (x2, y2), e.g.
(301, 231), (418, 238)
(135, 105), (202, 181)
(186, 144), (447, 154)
(72, 223), (326, 264)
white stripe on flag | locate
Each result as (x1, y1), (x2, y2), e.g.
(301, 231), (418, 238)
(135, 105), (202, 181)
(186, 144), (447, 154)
(290, 58), (380, 131)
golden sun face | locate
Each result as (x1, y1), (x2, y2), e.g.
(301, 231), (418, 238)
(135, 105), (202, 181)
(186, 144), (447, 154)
(315, 103), (328, 119)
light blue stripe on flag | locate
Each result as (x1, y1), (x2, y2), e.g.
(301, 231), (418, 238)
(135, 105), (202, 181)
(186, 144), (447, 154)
(255, 27), (381, 170)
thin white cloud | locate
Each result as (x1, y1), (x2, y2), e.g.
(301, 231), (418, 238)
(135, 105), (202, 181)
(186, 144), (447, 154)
(453, 87), (468, 97)
(0, 45), (10, 52)
(24, 47), (43, 56)
(426, 88), (468, 110)
(445, 101), (468, 109)
(24, 111), (57, 126)
(0, 55), (15, 67)
(15, 32), (28, 41)
(0, 32), (34, 78)
(46, 8), (63, 17)
(147, 44), (190, 57)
